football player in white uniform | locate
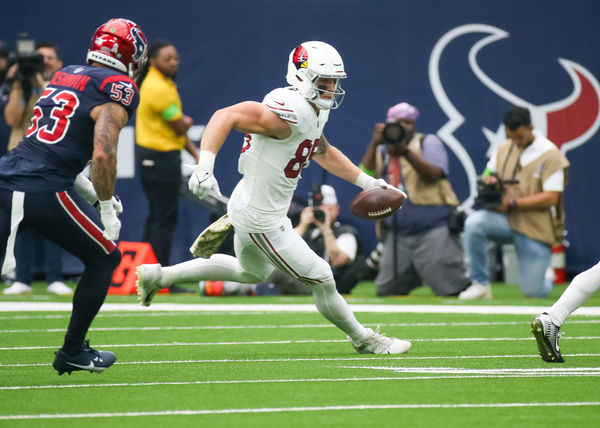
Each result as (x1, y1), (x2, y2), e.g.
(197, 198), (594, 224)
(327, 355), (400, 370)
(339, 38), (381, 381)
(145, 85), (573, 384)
(136, 41), (411, 354)
(531, 260), (600, 362)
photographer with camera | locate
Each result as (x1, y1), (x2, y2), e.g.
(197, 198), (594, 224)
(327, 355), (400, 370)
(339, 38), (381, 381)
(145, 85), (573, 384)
(1, 40), (71, 296)
(359, 102), (468, 296)
(460, 106), (570, 299)
(4, 41), (62, 151)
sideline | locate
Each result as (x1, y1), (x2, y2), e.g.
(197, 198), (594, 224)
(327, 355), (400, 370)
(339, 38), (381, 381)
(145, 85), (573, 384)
(1, 302), (600, 315)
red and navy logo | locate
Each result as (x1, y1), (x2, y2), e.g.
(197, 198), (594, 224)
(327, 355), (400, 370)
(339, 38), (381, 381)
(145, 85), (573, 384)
(130, 26), (147, 62)
(429, 23), (600, 208)
(293, 45), (308, 69)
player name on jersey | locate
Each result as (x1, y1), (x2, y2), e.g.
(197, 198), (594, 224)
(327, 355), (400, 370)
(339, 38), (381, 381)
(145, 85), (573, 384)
(49, 71), (91, 92)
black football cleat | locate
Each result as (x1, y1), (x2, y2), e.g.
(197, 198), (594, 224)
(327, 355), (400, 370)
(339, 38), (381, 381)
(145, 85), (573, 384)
(531, 313), (565, 363)
(53, 340), (117, 375)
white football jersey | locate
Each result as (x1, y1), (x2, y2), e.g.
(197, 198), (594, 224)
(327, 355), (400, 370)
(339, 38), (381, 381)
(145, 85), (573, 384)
(228, 87), (329, 232)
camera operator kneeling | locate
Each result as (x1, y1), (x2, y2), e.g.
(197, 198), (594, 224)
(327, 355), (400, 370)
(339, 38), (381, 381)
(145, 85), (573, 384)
(460, 106), (569, 300)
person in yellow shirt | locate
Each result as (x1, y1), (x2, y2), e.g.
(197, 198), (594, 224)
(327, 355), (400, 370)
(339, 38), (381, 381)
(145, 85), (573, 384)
(135, 40), (198, 292)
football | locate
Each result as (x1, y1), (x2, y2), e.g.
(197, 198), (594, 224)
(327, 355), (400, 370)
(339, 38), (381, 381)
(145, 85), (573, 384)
(349, 187), (405, 220)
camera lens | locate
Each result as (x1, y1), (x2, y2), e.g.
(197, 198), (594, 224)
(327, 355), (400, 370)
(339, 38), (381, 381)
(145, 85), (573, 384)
(382, 122), (405, 144)
(313, 209), (325, 223)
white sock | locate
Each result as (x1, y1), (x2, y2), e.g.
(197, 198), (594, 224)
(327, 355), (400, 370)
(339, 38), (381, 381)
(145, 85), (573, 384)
(547, 262), (600, 326)
(160, 254), (262, 286)
(310, 277), (368, 341)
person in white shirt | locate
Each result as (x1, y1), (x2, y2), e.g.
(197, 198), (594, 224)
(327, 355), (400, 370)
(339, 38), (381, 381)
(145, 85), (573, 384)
(136, 41), (411, 354)
(460, 106), (569, 300)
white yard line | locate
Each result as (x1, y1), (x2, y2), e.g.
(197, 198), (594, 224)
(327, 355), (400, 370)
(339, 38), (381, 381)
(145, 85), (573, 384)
(2, 353), (599, 369)
(341, 366), (600, 375)
(2, 368), (600, 391)
(1, 302), (600, 315)
(2, 336), (599, 351)
(2, 319), (599, 334)
(1, 402), (599, 419)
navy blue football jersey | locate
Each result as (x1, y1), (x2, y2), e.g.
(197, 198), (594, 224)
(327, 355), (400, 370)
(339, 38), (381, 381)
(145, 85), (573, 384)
(0, 65), (139, 192)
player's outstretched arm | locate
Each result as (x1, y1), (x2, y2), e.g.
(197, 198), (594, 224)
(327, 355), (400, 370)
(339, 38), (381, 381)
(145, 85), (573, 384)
(313, 135), (363, 184)
(189, 102), (292, 199)
(200, 101), (292, 155)
(314, 134), (405, 195)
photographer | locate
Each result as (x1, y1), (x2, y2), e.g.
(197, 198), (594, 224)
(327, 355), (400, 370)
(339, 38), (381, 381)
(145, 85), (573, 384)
(359, 102), (468, 296)
(4, 41), (62, 151)
(1, 41), (71, 296)
(460, 106), (570, 299)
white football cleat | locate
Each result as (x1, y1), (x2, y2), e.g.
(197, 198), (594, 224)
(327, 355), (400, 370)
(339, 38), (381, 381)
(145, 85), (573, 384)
(136, 264), (164, 307)
(349, 327), (412, 354)
(458, 282), (493, 300)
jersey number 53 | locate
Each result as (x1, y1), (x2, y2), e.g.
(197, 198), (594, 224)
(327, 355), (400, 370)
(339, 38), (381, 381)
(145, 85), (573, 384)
(25, 88), (80, 144)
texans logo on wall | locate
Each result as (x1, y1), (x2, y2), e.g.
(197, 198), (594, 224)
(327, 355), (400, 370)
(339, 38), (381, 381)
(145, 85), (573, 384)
(429, 24), (600, 209)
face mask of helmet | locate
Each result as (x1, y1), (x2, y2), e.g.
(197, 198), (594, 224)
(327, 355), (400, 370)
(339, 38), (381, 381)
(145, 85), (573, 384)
(286, 41), (347, 110)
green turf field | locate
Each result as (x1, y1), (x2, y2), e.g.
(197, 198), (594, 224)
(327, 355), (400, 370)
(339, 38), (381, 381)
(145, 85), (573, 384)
(1, 281), (599, 427)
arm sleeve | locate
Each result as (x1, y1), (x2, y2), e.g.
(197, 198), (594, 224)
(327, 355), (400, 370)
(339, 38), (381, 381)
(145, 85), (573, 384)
(542, 170), (565, 191)
(541, 153), (568, 192)
(335, 233), (358, 262)
(98, 75), (139, 117)
(263, 88), (309, 134)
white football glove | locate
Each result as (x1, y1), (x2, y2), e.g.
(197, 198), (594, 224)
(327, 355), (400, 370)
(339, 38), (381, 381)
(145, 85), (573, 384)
(188, 166), (222, 200)
(356, 172), (408, 198)
(107, 195), (123, 216)
(98, 200), (121, 241)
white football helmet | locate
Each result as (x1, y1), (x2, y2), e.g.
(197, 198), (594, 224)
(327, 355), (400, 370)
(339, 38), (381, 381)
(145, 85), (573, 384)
(286, 41), (347, 110)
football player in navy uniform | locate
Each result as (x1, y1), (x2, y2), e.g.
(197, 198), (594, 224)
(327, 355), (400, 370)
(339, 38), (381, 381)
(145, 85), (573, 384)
(0, 18), (148, 374)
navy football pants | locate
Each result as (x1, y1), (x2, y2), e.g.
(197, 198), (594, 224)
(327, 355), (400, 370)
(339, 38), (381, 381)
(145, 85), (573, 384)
(0, 188), (121, 354)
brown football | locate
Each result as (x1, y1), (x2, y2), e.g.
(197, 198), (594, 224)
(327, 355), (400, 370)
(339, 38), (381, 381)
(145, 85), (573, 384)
(349, 187), (405, 220)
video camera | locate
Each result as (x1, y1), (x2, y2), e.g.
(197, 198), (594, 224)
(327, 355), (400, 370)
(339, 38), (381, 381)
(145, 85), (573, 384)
(475, 173), (519, 209)
(308, 183), (325, 223)
(10, 35), (44, 82)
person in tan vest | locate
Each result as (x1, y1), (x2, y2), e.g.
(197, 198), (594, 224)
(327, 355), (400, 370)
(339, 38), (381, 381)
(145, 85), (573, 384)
(460, 106), (569, 299)
(359, 102), (469, 296)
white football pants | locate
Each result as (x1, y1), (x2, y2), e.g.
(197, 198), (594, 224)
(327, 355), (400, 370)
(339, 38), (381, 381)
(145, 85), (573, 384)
(160, 217), (368, 341)
(548, 260), (600, 326)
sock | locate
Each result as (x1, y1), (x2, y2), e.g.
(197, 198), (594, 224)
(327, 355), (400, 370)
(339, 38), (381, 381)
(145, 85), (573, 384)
(160, 254), (263, 285)
(310, 277), (368, 341)
(547, 262), (600, 327)
(62, 263), (114, 356)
